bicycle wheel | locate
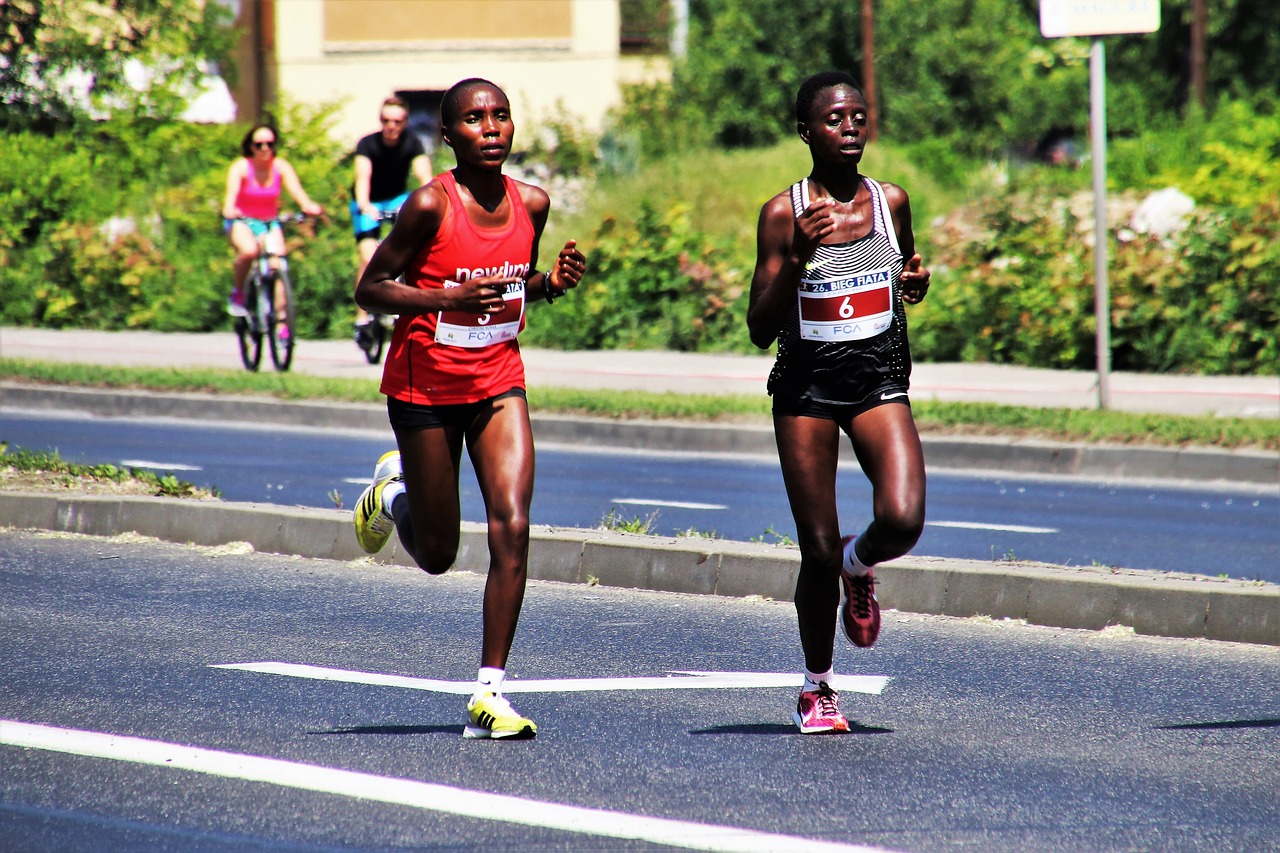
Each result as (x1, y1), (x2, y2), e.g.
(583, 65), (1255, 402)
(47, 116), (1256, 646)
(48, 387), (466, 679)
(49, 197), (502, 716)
(236, 274), (264, 371)
(268, 267), (296, 372)
(364, 315), (385, 364)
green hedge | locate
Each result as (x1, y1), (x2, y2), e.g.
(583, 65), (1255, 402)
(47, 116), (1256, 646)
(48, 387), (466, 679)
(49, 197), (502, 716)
(0, 107), (357, 337)
(913, 192), (1279, 374)
(2, 102), (1276, 376)
(526, 202), (750, 352)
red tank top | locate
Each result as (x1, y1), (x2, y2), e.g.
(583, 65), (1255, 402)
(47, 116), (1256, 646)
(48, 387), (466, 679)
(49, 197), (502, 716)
(235, 160), (281, 220)
(379, 171), (533, 405)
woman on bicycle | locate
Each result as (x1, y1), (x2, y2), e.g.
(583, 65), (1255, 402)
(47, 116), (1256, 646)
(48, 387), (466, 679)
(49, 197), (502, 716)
(221, 122), (324, 320)
(352, 78), (585, 739)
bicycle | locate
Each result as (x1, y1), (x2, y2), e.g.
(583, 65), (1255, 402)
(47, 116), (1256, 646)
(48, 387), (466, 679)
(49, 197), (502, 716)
(233, 213), (308, 372)
(354, 208), (399, 365)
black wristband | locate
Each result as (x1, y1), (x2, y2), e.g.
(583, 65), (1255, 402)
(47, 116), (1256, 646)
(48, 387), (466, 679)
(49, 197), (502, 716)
(542, 272), (560, 304)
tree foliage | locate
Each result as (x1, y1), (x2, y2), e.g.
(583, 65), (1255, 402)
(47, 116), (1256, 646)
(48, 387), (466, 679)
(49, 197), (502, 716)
(620, 0), (1280, 159)
(0, 0), (235, 131)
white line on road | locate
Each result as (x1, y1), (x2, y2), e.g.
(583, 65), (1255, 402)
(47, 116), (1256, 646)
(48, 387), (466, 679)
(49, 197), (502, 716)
(930, 520), (1058, 534)
(1, 720), (892, 853)
(342, 477), (372, 485)
(210, 662), (890, 696)
(119, 460), (202, 472)
(610, 498), (728, 510)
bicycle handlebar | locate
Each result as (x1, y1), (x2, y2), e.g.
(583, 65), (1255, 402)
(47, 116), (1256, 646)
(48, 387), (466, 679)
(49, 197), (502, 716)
(225, 212), (318, 226)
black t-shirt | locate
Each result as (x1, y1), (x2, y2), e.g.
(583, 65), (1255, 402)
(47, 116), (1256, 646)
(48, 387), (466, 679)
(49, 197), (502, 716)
(353, 131), (427, 202)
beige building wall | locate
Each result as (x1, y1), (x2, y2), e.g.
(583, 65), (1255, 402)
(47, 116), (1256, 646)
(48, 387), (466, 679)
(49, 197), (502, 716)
(269, 0), (622, 148)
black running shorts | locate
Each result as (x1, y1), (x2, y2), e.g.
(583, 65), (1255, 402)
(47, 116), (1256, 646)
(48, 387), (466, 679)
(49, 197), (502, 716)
(387, 388), (527, 432)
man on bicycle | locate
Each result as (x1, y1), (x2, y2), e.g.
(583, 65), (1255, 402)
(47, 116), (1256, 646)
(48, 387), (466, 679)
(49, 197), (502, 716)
(351, 97), (433, 350)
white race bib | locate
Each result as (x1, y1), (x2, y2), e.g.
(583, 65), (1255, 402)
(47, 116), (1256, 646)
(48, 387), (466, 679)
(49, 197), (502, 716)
(798, 265), (895, 342)
(434, 280), (526, 348)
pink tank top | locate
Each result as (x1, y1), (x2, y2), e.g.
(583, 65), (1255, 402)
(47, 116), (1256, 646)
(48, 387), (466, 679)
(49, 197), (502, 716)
(235, 160), (281, 220)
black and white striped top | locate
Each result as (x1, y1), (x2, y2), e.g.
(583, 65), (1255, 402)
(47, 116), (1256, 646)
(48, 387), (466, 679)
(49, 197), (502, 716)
(767, 176), (912, 405)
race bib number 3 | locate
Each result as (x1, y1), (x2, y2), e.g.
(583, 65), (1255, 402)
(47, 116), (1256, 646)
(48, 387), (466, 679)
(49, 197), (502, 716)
(798, 266), (894, 342)
(435, 280), (526, 348)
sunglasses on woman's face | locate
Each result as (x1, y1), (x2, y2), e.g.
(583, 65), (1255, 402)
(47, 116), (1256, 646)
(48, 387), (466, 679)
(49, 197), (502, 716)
(253, 140), (276, 150)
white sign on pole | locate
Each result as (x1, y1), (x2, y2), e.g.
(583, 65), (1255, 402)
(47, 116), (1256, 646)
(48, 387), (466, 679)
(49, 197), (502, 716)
(1039, 1), (1160, 409)
(1040, 0), (1160, 38)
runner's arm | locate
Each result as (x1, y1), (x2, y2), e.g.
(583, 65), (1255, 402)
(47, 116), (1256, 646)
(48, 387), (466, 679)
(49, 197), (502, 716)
(882, 182), (930, 305)
(747, 192), (833, 348)
(355, 182), (511, 318)
(353, 154), (377, 217)
(221, 160), (244, 220)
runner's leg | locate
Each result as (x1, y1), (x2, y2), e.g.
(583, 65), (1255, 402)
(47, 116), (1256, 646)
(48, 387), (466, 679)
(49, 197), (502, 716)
(842, 402), (926, 566)
(774, 414), (843, 675)
(465, 394), (536, 670)
(228, 222), (258, 293)
(393, 423), (466, 574)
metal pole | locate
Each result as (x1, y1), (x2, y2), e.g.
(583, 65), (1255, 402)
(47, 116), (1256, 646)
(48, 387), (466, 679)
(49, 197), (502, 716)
(670, 0), (688, 59)
(1191, 0), (1207, 110)
(1090, 37), (1111, 410)
(861, 0), (878, 142)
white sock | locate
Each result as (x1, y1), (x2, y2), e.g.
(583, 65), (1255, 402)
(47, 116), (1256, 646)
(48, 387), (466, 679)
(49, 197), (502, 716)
(804, 668), (833, 693)
(381, 481), (405, 516)
(475, 667), (504, 699)
(843, 536), (872, 576)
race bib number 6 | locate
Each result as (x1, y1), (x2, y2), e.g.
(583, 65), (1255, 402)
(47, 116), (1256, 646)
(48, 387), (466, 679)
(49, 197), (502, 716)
(798, 265), (895, 342)
(435, 280), (526, 348)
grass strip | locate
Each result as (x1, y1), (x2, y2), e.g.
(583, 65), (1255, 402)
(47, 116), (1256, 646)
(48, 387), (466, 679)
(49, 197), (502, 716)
(1, 358), (1275, 451)
(1, 442), (211, 498)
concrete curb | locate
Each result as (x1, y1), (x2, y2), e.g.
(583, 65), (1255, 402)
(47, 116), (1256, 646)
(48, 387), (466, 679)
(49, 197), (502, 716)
(3, 382), (1277, 485)
(3, 490), (1276, 647)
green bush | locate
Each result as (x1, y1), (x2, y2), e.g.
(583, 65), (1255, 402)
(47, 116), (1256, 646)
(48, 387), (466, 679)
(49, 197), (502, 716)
(524, 202), (750, 352)
(913, 190), (1279, 375)
(0, 103), (361, 336)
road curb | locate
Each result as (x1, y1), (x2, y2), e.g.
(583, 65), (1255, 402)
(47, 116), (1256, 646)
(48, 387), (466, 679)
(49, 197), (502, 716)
(3, 382), (1277, 485)
(2, 490), (1275, 647)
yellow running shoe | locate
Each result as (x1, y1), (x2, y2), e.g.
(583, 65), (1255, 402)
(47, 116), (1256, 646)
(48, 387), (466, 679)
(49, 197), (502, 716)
(464, 692), (537, 740)
(353, 451), (401, 554)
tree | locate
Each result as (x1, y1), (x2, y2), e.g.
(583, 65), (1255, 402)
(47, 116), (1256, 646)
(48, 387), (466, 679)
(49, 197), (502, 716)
(0, 0), (235, 131)
(664, 0), (1278, 157)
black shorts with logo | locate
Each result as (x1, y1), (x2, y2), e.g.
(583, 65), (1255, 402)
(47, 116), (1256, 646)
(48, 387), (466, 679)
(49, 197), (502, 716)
(771, 379), (910, 422)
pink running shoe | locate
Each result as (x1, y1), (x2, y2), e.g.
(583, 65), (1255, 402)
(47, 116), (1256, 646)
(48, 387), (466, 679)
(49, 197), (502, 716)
(840, 536), (881, 648)
(794, 682), (849, 734)
(227, 288), (248, 318)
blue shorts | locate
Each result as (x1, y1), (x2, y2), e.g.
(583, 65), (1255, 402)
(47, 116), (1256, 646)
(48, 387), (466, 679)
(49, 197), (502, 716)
(351, 193), (409, 242)
(224, 218), (281, 239)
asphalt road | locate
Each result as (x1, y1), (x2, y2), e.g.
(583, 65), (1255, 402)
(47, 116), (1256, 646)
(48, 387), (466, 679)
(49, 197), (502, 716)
(4, 532), (1279, 852)
(3, 409), (1277, 582)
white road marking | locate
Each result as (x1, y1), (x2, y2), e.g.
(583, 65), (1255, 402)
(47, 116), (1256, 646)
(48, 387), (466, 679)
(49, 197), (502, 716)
(930, 520), (1058, 534)
(211, 662), (889, 696)
(610, 498), (728, 510)
(342, 477), (372, 485)
(1, 720), (892, 853)
(119, 460), (202, 472)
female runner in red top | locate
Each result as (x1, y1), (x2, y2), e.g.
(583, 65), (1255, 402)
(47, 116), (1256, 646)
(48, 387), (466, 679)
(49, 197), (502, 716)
(352, 78), (586, 740)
